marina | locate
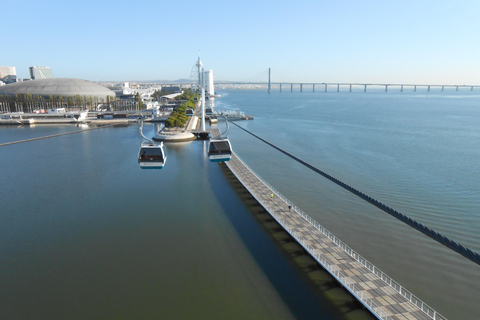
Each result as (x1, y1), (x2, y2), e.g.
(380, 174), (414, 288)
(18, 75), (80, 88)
(217, 109), (254, 120)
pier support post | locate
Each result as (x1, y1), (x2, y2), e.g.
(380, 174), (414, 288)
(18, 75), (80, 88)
(456, 86), (458, 91)
(442, 85), (444, 91)
(325, 84), (327, 92)
(300, 84), (303, 92)
(414, 85), (416, 92)
(337, 84), (339, 92)
(201, 88), (206, 131)
(280, 83), (282, 92)
(349, 84), (352, 92)
(385, 85), (388, 92)
(291, 84), (293, 92)
(364, 84), (367, 92)
(428, 85), (430, 92)
(401, 85), (403, 92)
(268, 67), (271, 93)
(472, 86), (474, 91)
(313, 84), (315, 92)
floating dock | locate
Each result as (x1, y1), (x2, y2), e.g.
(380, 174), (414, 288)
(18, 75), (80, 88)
(217, 110), (254, 121)
(225, 152), (445, 320)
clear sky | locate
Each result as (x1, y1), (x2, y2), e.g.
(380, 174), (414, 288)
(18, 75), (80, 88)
(3, 0), (480, 84)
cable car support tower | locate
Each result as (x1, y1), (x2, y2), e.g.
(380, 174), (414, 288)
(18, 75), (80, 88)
(192, 55), (209, 139)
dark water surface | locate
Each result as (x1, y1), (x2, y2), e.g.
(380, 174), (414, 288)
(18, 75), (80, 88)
(0, 124), (360, 319)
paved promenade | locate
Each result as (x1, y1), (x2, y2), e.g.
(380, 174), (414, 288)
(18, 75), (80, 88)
(225, 152), (445, 320)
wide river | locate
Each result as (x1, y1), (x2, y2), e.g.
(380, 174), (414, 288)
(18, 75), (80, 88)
(0, 87), (478, 319)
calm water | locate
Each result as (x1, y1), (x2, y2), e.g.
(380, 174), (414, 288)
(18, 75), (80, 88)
(0, 123), (359, 319)
(215, 88), (480, 320)
(1, 88), (479, 320)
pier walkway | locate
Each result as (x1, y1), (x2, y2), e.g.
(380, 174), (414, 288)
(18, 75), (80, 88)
(225, 152), (446, 320)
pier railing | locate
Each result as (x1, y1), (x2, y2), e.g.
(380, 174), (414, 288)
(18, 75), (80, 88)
(233, 153), (446, 320)
(279, 216), (394, 320)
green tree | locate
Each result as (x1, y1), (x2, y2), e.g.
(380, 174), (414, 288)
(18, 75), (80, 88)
(136, 92), (143, 110)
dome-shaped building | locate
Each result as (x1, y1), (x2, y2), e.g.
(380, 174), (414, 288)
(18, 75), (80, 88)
(0, 78), (116, 100)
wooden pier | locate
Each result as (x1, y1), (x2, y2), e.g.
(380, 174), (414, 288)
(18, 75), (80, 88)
(225, 152), (446, 320)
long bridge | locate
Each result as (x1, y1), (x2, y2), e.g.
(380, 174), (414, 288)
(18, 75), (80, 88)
(224, 151), (446, 320)
(215, 81), (480, 92)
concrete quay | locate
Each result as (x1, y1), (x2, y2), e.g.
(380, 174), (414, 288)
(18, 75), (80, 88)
(152, 129), (196, 142)
(152, 111), (198, 142)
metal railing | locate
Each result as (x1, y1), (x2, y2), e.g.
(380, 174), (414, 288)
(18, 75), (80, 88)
(229, 153), (447, 320)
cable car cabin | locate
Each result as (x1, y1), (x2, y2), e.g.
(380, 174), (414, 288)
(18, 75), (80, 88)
(209, 115), (218, 124)
(208, 139), (232, 162)
(138, 142), (166, 169)
(186, 108), (194, 117)
(205, 108), (213, 116)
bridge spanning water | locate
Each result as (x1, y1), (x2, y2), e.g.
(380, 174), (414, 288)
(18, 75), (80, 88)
(216, 81), (480, 92)
(224, 152), (446, 320)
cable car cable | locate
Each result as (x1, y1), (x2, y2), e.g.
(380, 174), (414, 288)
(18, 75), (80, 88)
(139, 120), (154, 144)
(0, 123), (117, 147)
(229, 121), (480, 266)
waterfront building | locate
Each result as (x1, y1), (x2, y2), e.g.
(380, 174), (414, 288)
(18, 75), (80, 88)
(204, 70), (214, 96)
(0, 78), (115, 100)
(0, 66), (16, 78)
(108, 82), (165, 107)
(160, 85), (181, 93)
(29, 66), (53, 80)
(0, 66), (17, 84)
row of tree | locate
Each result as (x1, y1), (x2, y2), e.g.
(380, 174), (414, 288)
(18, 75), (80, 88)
(165, 103), (189, 127)
(164, 89), (199, 127)
(174, 88), (198, 101)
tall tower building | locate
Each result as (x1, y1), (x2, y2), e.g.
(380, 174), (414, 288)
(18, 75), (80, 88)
(29, 66), (52, 79)
(204, 70), (214, 96)
(196, 57), (203, 88)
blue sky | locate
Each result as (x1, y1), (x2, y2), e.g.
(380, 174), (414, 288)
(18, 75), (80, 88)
(3, 0), (480, 84)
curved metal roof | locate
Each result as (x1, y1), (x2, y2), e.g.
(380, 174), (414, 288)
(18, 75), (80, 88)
(0, 78), (116, 99)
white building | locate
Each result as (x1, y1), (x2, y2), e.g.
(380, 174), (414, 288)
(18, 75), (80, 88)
(0, 66), (16, 78)
(204, 70), (214, 96)
(121, 82), (162, 97)
(30, 66), (52, 79)
(0, 66), (17, 83)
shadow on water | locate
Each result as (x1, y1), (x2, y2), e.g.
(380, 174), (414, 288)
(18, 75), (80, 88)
(207, 160), (375, 320)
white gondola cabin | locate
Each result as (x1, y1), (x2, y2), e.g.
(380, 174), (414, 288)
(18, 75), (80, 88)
(138, 142), (166, 169)
(209, 115), (218, 124)
(208, 138), (232, 162)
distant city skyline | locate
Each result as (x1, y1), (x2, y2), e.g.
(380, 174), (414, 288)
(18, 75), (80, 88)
(3, 0), (480, 85)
